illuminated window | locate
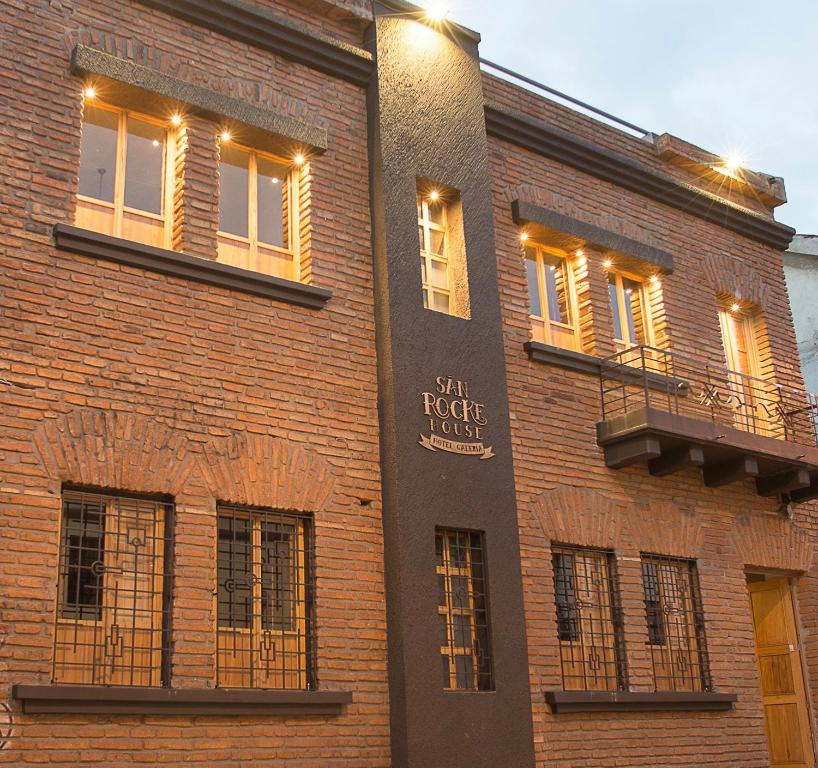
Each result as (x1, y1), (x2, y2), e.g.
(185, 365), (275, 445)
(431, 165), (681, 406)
(216, 505), (313, 689)
(417, 192), (451, 314)
(54, 490), (171, 686)
(608, 271), (654, 349)
(641, 555), (710, 692)
(552, 545), (626, 691)
(525, 244), (580, 350)
(76, 102), (174, 248)
(436, 529), (493, 691)
(217, 143), (300, 281)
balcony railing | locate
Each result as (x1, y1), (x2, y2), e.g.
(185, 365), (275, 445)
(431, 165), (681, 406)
(599, 346), (818, 449)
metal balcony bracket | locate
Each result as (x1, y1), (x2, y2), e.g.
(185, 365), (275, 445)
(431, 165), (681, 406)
(703, 457), (759, 488)
(756, 469), (813, 498)
(649, 446), (705, 477)
(603, 436), (662, 469)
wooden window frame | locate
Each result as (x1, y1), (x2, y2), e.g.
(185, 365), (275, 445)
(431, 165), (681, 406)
(436, 529), (493, 692)
(607, 269), (656, 350)
(76, 101), (175, 249)
(215, 505), (313, 690)
(217, 142), (301, 280)
(525, 243), (581, 351)
(551, 545), (627, 692)
(417, 194), (451, 314)
(53, 489), (173, 688)
(640, 554), (711, 693)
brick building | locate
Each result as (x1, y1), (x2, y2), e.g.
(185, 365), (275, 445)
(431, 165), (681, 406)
(0, 0), (815, 766)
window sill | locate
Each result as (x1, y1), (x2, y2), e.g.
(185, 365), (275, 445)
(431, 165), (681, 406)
(524, 340), (603, 375)
(545, 690), (737, 713)
(13, 684), (352, 715)
(525, 341), (686, 393)
(53, 224), (332, 310)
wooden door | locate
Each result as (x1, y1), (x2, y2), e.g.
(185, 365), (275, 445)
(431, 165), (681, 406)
(748, 578), (815, 768)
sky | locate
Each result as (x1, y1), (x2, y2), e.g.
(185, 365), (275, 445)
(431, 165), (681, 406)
(446, 0), (818, 235)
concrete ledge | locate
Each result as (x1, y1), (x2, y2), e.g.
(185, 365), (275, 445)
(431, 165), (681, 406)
(485, 102), (795, 251)
(13, 684), (352, 716)
(71, 45), (328, 152)
(53, 224), (332, 309)
(512, 199), (674, 273)
(545, 690), (737, 713)
(134, 0), (373, 87)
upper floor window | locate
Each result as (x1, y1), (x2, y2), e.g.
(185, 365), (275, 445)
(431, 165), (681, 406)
(54, 489), (171, 686)
(436, 528), (493, 691)
(525, 243), (580, 350)
(552, 545), (626, 691)
(641, 554), (711, 692)
(216, 504), (313, 689)
(718, 298), (763, 380)
(418, 191), (451, 314)
(217, 141), (300, 281)
(77, 100), (174, 249)
(608, 270), (655, 350)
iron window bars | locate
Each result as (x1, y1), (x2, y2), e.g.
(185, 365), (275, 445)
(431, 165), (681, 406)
(641, 554), (711, 692)
(216, 505), (315, 690)
(552, 545), (627, 691)
(54, 490), (173, 687)
(436, 528), (493, 691)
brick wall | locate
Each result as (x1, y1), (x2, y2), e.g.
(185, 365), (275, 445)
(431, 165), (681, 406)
(488, 73), (818, 767)
(0, 0), (388, 764)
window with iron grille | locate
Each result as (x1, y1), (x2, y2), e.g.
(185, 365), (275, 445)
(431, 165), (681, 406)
(640, 555), (711, 692)
(54, 489), (173, 686)
(216, 505), (314, 689)
(551, 545), (626, 691)
(436, 528), (493, 691)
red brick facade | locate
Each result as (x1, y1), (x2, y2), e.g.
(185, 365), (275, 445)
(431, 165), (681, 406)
(0, 0), (814, 766)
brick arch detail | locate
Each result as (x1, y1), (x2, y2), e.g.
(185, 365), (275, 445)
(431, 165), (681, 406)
(32, 410), (194, 495)
(729, 513), (815, 572)
(629, 503), (705, 559)
(200, 433), (336, 512)
(529, 486), (633, 550)
(701, 252), (770, 308)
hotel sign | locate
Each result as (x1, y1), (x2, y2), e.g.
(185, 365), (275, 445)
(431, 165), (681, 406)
(419, 376), (494, 459)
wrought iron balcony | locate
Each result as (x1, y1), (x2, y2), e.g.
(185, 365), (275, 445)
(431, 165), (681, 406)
(597, 346), (818, 501)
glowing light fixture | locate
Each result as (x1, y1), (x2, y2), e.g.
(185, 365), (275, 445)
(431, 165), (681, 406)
(576, 249), (587, 266)
(650, 275), (660, 285)
(603, 258), (613, 269)
(152, 139), (160, 148)
(294, 153), (306, 166)
(519, 231), (529, 243)
(424, 1), (449, 22)
(170, 114), (182, 126)
(731, 302), (741, 313)
(83, 85), (96, 100)
(429, 189), (440, 202)
(723, 152), (744, 173)
(220, 130), (232, 142)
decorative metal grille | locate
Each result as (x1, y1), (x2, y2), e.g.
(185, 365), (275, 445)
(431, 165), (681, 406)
(599, 345), (818, 447)
(54, 490), (172, 686)
(641, 555), (711, 692)
(216, 505), (314, 689)
(551, 545), (627, 691)
(436, 528), (493, 691)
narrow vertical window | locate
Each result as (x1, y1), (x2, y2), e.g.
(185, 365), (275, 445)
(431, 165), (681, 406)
(76, 101), (174, 248)
(641, 555), (710, 692)
(436, 529), (493, 691)
(418, 192), (451, 314)
(525, 243), (580, 350)
(551, 545), (626, 691)
(216, 505), (313, 690)
(54, 490), (171, 686)
(607, 271), (654, 349)
(217, 142), (298, 281)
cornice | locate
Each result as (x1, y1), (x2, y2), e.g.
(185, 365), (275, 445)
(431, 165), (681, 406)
(485, 102), (795, 251)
